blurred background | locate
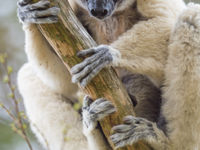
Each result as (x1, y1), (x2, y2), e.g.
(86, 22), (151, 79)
(0, 0), (47, 150)
(0, 0), (199, 150)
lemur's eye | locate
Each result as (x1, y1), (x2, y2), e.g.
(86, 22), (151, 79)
(113, 0), (117, 3)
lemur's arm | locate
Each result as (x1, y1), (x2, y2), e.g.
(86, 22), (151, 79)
(18, 0), (78, 97)
(71, 0), (186, 87)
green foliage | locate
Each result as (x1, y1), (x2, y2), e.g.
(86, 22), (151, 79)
(7, 66), (13, 75)
(73, 102), (82, 111)
(0, 53), (7, 64)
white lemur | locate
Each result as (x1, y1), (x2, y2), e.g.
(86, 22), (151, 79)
(17, 0), (163, 149)
(71, 1), (200, 150)
(17, 0), (199, 150)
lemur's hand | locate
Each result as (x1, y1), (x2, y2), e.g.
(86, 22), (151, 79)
(82, 96), (116, 136)
(71, 45), (119, 87)
(110, 116), (157, 148)
(17, 0), (60, 24)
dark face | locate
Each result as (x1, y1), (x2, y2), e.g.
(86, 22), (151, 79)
(79, 0), (122, 20)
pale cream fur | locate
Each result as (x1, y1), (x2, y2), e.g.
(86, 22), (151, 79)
(140, 4), (200, 150)
(162, 4), (200, 150)
(110, 0), (186, 86)
(18, 63), (88, 150)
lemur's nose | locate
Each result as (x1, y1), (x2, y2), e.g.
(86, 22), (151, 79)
(90, 8), (108, 19)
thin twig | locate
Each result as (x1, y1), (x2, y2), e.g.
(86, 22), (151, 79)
(2, 61), (33, 150)
(0, 103), (17, 121)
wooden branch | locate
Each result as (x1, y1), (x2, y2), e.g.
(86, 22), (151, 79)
(36, 0), (152, 149)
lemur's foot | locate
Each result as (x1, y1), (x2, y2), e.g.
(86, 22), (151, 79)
(82, 96), (116, 135)
(71, 45), (119, 87)
(17, 0), (60, 24)
(110, 116), (157, 149)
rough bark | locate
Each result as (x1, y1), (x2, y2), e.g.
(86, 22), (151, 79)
(35, 0), (152, 149)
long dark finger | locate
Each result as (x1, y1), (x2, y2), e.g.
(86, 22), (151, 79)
(71, 48), (107, 74)
(71, 55), (107, 83)
(80, 60), (110, 87)
(23, 16), (58, 24)
(123, 116), (135, 124)
(77, 48), (96, 57)
(90, 98), (107, 107)
(83, 96), (93, 108)
(25, 7), (60, 18)
(112, 125), (133, 133)
(90, 100), (115, 114)
(18, 0), (32, 6)
(22, 0), (50, 11)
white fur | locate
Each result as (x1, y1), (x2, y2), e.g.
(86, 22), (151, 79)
(133, 4), (200, 150)
(162, 4), (200, 150)
(18, 63), (88, 150)
(110, 0), (186, 87)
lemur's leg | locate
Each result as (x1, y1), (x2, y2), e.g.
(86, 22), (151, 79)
(17, 63), (88, 150)
(82, 96), (116, 150)
(17, 0), (78, 97)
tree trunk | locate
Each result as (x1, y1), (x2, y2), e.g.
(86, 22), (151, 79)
(36, 0), (152, 149)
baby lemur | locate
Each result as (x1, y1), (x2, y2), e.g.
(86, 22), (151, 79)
(17, 0), (200, 150)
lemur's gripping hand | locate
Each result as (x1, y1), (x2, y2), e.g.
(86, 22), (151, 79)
(110, 116), (157, 149)
(71, 45), (120, 87)
(17, 0), (60, 24)
(82, 96), (116, 136)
